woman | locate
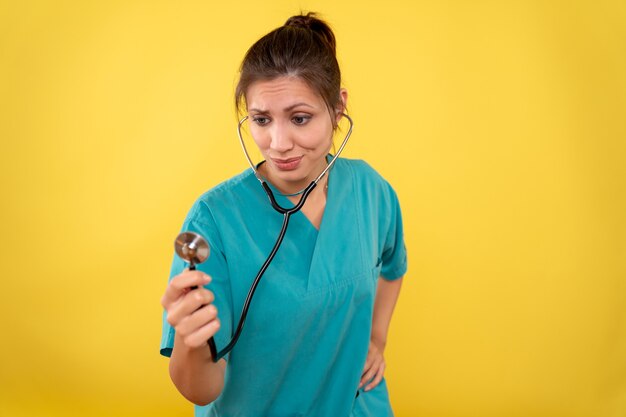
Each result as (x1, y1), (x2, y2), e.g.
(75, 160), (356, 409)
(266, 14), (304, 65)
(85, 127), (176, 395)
(160, 12), (407, 417)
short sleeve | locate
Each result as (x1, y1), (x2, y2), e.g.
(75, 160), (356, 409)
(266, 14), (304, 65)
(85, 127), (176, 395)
(380, 186), (408, 280)
(160, 199), (234, 362)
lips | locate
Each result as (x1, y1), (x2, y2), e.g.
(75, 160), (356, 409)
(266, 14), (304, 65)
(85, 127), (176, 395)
(271, 156), (303, 171)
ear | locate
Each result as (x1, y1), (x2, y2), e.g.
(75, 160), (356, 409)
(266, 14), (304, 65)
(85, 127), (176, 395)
(335, 88), (348, 124)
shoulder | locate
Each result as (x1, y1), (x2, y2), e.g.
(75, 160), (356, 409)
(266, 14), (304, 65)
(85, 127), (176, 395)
(336, 157), (399, 200)
(185, 168), (257, 225)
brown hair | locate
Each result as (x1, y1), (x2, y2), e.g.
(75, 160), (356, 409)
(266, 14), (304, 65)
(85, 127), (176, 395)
(235, 12), (342, 123)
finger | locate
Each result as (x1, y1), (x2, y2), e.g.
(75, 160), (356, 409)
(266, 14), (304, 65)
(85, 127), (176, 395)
(161, 271), (211, 308)
(364, 361), (386, 391)
(359, 367), (375, 388)
(162, 272), (210, 309)
(167, 287), (215, 326)
(359, 358), (381, 388)
(166, 288), (215, 327)
(358, 360), (373, 388)
(183, 318), (221, 349)
(177, 304), (219, 336)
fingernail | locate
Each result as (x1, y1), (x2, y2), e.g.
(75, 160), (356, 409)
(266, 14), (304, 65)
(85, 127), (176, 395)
(204, 274), (211, 282)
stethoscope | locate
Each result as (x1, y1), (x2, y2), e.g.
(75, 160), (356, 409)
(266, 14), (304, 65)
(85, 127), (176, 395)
(175, 113), (353, 362)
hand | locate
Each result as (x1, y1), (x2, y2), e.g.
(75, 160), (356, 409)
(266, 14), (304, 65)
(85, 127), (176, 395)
(161, 269), (221, 350)
(358, 339), (386, 392)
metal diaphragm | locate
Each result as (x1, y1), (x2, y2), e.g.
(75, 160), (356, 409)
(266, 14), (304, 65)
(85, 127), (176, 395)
(174, 231), (210, 267)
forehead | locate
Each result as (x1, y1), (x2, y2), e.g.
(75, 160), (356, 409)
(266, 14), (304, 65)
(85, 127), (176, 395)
(246, 77), (324, 111)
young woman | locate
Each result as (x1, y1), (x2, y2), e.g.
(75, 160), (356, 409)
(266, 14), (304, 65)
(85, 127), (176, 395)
(160, 13), (407, 417)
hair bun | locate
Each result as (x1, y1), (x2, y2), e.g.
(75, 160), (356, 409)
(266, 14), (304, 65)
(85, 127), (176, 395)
(284, 12), (336, 55)
(284, 13), (315, 29)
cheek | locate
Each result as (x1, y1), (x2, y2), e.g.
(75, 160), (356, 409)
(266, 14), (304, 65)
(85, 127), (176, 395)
(299, 125), (334, 150)
(249, 126), (270, 150)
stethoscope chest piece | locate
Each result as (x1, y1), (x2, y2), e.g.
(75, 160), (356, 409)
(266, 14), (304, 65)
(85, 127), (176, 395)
(174, 231), (218, 359)
(175, 231), (210, 270)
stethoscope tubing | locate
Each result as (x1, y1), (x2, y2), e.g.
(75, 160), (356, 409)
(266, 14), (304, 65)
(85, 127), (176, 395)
(206, 114), (353, 362)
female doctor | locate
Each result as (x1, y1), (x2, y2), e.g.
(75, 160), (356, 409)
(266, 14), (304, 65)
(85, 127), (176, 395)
(160, 12), (407, 417)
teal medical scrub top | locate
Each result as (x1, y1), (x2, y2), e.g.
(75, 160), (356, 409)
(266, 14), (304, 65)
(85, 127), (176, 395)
(161, 157), (407, 417)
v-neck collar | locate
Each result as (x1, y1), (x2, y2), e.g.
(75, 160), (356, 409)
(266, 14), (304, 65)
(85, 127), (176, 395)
(258, 154), (335, 233)
(251, 157), (362, 294)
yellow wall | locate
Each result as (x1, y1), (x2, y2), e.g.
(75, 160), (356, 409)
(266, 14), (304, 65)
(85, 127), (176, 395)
(1, 1), (625, 416)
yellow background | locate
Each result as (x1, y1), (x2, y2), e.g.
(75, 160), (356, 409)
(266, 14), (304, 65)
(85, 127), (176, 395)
(1, 1), (625, 416)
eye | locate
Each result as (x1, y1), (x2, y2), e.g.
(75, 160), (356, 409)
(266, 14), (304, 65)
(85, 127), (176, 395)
(292, 115), (311, 125)
(252, 116), (270, 126)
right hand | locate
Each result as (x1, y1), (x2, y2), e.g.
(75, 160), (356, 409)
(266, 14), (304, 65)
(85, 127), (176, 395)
(161, 269), (221, 350)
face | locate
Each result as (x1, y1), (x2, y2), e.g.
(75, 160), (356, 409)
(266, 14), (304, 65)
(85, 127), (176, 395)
(246, 77), (346, 191)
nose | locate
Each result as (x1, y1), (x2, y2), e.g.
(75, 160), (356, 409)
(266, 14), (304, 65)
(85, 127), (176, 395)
(269, 122), (294, 153)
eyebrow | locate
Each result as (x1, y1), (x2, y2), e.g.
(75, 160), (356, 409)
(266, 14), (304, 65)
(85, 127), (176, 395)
(249, 102), (315, 113)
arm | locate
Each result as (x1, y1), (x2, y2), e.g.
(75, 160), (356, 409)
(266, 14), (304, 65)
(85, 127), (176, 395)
(359, 276), (403, 391)
(371, 276), (403, 349)
(169, 334), (226, 405)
